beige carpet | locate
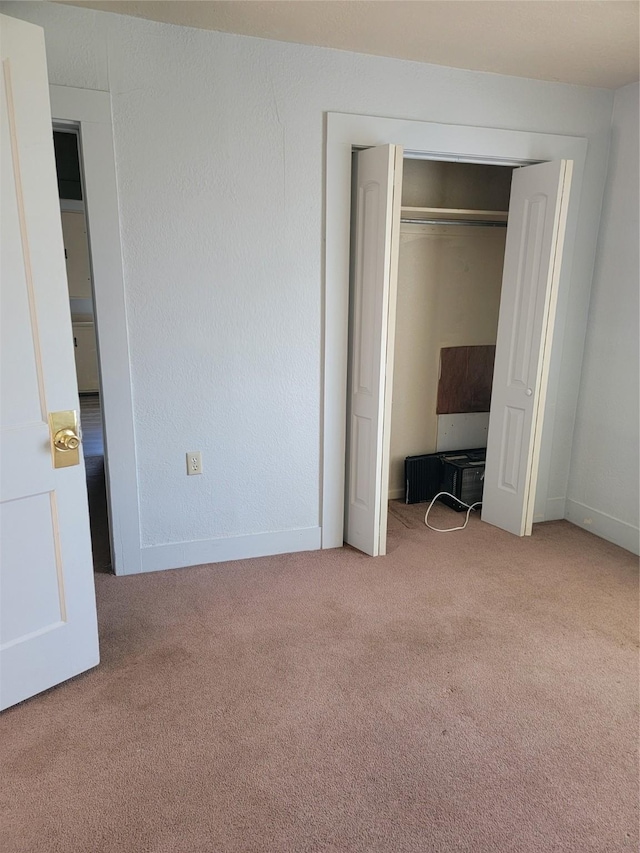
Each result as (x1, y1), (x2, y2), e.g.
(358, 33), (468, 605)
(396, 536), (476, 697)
(1, 509), (638, 853)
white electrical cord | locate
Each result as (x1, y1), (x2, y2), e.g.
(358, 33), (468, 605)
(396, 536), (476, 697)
(424, 492), (482, 532)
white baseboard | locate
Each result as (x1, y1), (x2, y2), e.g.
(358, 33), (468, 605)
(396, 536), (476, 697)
(565, 499), (639, 555)
(533, 496), (566, 523)
(140, 526), (322, 573)
(388, 487), (405, 501)
(545, 496), (566, 520)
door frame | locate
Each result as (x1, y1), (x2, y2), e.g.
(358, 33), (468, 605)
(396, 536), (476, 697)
(50, 85), (141, 575)
(322, 112), (587, 550)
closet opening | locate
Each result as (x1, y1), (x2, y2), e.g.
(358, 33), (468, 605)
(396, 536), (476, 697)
(344, 145), (572, 556)
(388, 158), (513, 534)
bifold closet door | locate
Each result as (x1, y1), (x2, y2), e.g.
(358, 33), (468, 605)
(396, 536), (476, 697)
(345, 144), (403, 556)
(482, 159), (573, 537)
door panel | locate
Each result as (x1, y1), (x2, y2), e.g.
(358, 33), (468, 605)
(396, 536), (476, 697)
(482, 160), (572, 536)
(345, 144), (403, 556)
(62, 210), (92, 299)
(73, 323), (100, 392)
(0, 14), (99, 710)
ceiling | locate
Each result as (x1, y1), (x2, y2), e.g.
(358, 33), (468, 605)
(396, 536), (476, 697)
(56, 0), (639, 89)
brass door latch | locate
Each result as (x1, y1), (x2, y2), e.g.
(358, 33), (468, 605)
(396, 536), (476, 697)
(49, 410), (81, 468)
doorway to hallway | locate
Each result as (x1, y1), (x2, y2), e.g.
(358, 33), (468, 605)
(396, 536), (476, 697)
(54, 126), (112, 573)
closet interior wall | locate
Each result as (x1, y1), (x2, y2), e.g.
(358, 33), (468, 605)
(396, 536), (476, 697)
(389, 160), (514, 499)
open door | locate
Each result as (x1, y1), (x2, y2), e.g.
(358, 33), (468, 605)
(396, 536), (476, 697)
(345, 144), (403, 556)
(1, 15), (99, 710)
(482, 159), (573, 536)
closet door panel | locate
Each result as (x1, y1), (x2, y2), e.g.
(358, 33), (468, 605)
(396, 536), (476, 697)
(345, 144), (403, 556)
(483, 160), (572, 536)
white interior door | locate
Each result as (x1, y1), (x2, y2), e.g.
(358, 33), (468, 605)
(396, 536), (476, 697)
(482, 159), (573, 536)
(1, 14), (99, 711)
(345, 144), (403, 556)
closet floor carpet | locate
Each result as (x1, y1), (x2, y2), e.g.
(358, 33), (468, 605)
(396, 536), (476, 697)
(2, 510), (638, 853)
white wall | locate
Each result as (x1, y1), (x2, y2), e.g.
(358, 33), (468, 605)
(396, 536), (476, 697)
(566, 83), (640, 555)
(1, 1), (615, 568)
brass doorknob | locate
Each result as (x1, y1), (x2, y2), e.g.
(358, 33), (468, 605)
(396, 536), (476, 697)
(49, 411), (81, 468)
(53, 428), (81, 451)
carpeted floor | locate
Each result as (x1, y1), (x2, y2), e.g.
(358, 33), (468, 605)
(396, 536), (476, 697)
(1, 507), (638, 853)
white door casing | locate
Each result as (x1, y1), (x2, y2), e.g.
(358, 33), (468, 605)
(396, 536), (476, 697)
(50, 85), (142, 576)
(323, 113), (588, 550)
(482, 159), (573, 536)
(345, 144), (403, 556)
(0, 15), (99, 710)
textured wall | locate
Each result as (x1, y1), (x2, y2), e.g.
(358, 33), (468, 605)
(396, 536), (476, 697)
(567, 83), (640, 553)
(1, 1), (614, 553)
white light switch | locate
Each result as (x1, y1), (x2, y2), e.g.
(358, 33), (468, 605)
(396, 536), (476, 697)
(186, 451), (202, 475)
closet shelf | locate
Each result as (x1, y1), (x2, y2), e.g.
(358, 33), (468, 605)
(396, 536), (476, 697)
(401, 207), (508, 223)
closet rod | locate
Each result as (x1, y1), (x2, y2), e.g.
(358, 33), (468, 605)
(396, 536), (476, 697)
(400, 218), (507, 228)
